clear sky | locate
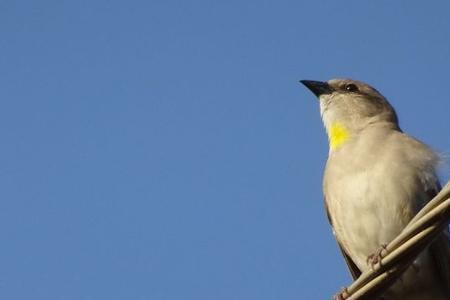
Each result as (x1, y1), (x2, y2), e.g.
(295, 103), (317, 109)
(2, 1), (450, 299)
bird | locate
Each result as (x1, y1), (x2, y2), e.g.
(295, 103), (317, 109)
(300, 78), (450, 300)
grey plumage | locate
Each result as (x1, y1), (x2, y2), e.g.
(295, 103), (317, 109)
(301, 79), (450, 300)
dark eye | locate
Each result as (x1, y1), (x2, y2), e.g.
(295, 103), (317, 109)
(345, 83), (358, 92)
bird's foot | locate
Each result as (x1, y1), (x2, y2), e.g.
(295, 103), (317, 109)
(366, 243), (388, 269)
(333, 287), (349, 300)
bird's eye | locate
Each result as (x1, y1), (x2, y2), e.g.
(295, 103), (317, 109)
(345, 83), (358, 92)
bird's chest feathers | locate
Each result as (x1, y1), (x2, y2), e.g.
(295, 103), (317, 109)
(324, 153), (418, 269)
(325, 172), (411, 269)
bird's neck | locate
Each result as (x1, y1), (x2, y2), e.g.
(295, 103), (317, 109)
(326, 120), (400, 151)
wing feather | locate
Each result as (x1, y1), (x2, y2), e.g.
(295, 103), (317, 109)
(324, 199), (362, 280)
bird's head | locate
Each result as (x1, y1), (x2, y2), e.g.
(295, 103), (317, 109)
(301, 78), (399, 150)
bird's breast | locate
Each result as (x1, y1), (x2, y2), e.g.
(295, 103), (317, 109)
(324, 153), (420, 270)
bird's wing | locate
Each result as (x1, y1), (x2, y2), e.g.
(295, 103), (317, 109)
(426, 184), (450, 297)
(325, 200), (362, 280)
(337, 242), (362, 280)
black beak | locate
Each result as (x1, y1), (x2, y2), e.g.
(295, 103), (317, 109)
(300, 80), (333, 97)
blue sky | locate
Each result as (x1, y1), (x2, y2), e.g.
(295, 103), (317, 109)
(1, 1), (450, 299)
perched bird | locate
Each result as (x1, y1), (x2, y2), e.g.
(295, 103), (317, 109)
(301, 78), (450, 300)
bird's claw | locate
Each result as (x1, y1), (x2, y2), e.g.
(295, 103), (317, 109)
(366, 243), (388, 269)
(333, 287), (349, 300)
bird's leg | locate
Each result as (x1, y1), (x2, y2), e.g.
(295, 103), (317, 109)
(366, 243), (388, 269)
(333, 287), (349, 300)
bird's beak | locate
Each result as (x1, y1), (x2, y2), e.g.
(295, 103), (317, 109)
(300, 80), (333, 97)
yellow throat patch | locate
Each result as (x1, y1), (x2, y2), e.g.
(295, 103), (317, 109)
(329, 122), (350, 150)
